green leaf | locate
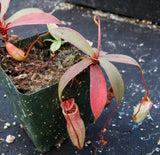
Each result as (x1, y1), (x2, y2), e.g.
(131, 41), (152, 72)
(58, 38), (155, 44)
(58, 58), (93, 102)
(47, 24), (61, 41)
(50, 40), (61, 53)
(5, 8), (43, 24)
(61, 40), (68, 45)
(101, 54), (140, 68)
(43, 39), (55, 43)
(50, 27), (96, 57)
(99, 57), (124, 105)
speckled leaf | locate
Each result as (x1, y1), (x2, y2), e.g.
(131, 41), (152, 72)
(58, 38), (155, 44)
(6, 12), (62, 29)
(99, 57), (124, 105)
(101, 54), (140, 67)
(50, 27), (96, 57)
(0, 0), (10, 22)
(58, 58), (93, 102)
(90, 64), (107, 122)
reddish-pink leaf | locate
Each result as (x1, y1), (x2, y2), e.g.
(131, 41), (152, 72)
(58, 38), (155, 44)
(50, 27), (96, 57)
(61, 98), (85, 149)
(5, 8), (43, 24)
(58, 58), (93, 102)
(99, 57), (124, 105)
(101, 54), (140, 68)
(0, 0), (10, 22)
(90, 64), (107, 122)
(6, 12), (62, 29)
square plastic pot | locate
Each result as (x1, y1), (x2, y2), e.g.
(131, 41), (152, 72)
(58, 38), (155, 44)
(0, 33), (91, 152)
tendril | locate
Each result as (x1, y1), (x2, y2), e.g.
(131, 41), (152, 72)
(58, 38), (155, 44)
(101, 103), (119, 145)
(24, 31), (50, 58)
(94, 15), (101, 58)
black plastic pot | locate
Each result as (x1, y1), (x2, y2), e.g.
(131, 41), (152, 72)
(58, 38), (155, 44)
(0, 34), (91, 152)
(66, 0), (160, 24)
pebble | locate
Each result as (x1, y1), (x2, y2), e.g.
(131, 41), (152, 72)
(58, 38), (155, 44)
(156, 125), (159, 128)
(20, 124), (23, 128)
(4, 122), (11, 129)
(118, 115), (122, 119)
(5, 135), (15, 144)
(12, 122), (16, 126)
(86, 140), (92, 145)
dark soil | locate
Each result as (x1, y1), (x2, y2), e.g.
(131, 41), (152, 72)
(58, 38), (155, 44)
(0, 42), (82, 94)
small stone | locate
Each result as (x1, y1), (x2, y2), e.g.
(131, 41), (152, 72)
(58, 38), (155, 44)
(118, 115), (122, 119)
(157, 139), (160, 145)
(5, 122), (11, 127)
(12, 122), (16, 126)
(6, 135), (15, 144)
(139, 43), (144, 47)
(67, 22), (72, 26)
(4, 126), (8, 129)
(86, 140), (92, 145)
(20, 124), (23, 128)
(156, 125), (159, 128)
(3, 94), (7, 98)
(4, 122), (11, 129)
(18, 134), (21, 137)
(14, 74), (28, 80)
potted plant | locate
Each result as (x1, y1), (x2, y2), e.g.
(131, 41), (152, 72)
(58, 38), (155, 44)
(1, 0), (153, 152)
(0, 0), (91, 152)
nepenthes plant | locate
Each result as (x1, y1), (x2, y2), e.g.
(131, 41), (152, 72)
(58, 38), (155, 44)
(49, 15), (153, 149)
(1, 0), (62, 60)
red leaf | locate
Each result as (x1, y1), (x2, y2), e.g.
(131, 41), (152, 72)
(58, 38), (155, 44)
(61, 99), (85, 149)
(90, 64), (107, 122)
(58, 58), (93, 102)
(6, 12), (62, 29)
(5, 8), (43, 24)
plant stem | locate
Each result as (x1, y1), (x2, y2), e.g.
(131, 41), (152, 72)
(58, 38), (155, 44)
(94, 15), (101, 58)
(101, 103), (119, 145)
(132, 66), (149, 122)
(24, 31), (50, 58)
(138, 66), (149, 99)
